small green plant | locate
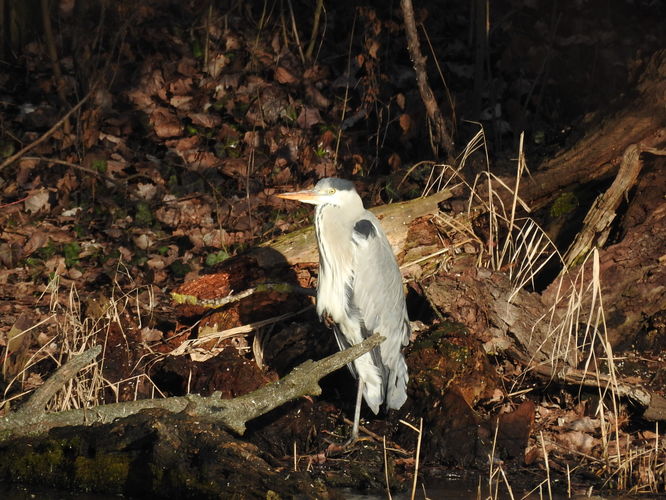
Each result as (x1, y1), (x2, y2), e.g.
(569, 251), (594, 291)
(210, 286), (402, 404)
(283, 106), (297, 122)
(91, 159), (107, 173)
(215, 137), (241, 158)
(24, 257), (42, 268)
(205, 249), (230, 267)
(63, 242), (81, 267)
(169, 260), (191, 278)
(191, 37), (203, 59)
(134, 202), (153, 226)
(37, 240), (58, 260)
(0, 140), (15, 158)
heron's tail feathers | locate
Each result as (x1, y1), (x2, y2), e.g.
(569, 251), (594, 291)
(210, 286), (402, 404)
(354, 352), (384, 414)
(385, 356), (408, 410)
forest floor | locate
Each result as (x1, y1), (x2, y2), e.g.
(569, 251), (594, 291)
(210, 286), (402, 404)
(0, 0), (665, 497)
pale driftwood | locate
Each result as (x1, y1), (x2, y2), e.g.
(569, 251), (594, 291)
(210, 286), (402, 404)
(254, 188), (452, 268)
(564, 143), (666, 267)
(0, 333), (384, 441)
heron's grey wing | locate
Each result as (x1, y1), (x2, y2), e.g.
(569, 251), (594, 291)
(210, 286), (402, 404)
(350, 213), (410, 409)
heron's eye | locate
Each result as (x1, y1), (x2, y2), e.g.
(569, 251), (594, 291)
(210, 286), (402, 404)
(327, 188), (336, 195)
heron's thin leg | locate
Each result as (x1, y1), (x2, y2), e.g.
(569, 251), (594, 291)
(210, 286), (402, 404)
(350, 378), (364, 442)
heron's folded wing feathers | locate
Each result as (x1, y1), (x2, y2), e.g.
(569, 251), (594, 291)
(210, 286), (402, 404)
(350, 215), (409, 342)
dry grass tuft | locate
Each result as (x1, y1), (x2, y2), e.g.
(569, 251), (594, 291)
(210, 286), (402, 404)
(1, 268), (163, 413)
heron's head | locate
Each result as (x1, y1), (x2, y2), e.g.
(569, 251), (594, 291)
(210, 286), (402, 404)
(276, 178), (361, 208)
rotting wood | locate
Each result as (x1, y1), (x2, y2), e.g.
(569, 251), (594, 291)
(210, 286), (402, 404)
(172, 282), (314, 309)
(424, 267), (577, 367)
(543, 184), (666, 347)
(425, 268), (666, 421)
(0, 333), (384, 441)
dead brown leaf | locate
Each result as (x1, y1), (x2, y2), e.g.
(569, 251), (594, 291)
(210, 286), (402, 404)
(169, 77), (193, 96)
(305, 85), (331, 108)
(399, 113), (412, 134)
(556, 430), (595, 455)
(220, 158), (249, 178)
(275, 66), (297, 84)
(366, 39), (381, 59)
(170, 95), (193, 110)
(150, 108), (183, 138)
(22, 230), (48, 256)
(24, 189), (51, 214)
(206, 54), (229, 78)
(297, 107), (322, 128)
(189, 112), (221, 129)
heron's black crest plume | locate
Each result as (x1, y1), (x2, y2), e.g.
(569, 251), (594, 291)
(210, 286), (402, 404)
(314, 177), (356, 192)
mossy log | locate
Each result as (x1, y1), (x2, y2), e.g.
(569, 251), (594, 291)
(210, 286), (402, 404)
(0, 334), (384, 441)
(0, 411), (323, 498)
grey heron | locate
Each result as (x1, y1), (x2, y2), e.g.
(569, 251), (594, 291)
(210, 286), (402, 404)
(277, 178), (410, 441)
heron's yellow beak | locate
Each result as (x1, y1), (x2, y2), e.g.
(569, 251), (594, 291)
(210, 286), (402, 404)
(275, 189), (320, 203)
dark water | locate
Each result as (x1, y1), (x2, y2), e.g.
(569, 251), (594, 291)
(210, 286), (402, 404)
(2, 479), (659, 499)
(0, 483), (123, 500)
(340, 475), (567, 500)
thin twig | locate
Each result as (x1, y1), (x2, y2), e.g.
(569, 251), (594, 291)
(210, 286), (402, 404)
(22, 156), (125, 188)
(0, 92), (93, 172)
(305, 0), (324, 61)
(334, 10), (357, 167)
(41, 0), (70, 133)
(16, 345), (102, 416)
(400, 0), (455, 158)
(286, 0), (305, 65)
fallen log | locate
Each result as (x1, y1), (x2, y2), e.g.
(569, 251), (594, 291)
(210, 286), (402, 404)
(424, 267), (576, 367)
(543, 152), (666, 347)
(0, 333), (384, 441)
(529, 363), (666, 422)
(252, 187), (452, 268)
(564, 143), (666, 267)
